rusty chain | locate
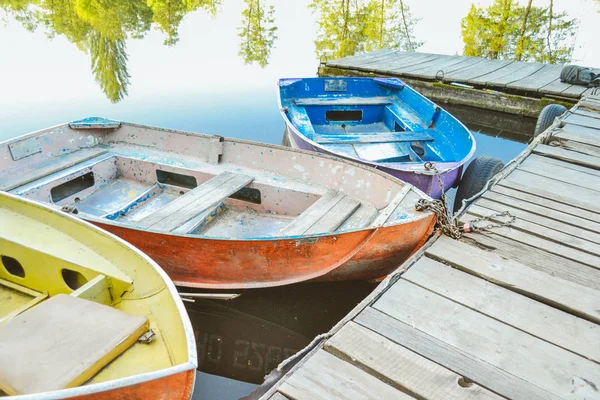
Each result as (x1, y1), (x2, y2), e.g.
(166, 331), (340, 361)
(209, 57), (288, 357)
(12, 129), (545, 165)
(415, 161), (515, 239)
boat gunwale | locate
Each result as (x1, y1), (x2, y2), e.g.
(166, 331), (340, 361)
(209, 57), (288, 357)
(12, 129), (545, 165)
(277, 76), (477, 175)
(1, 192), (198, 399)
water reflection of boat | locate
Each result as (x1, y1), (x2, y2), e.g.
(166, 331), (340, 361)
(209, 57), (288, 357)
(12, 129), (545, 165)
(0, 191), (196, 399)
(0, 119), (435, 289)
(186, 281), (375, 386)
(279, 77), (476, 198)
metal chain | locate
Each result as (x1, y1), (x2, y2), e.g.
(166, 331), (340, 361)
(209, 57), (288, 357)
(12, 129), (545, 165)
(415, 161), (515, 239)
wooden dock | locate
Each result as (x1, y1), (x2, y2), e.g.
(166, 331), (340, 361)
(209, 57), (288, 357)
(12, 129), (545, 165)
(259, 95), (600, 400)
(319, 50), (600, 120)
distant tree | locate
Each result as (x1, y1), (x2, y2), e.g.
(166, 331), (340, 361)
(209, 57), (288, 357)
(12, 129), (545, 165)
(461, 0), (577, 64)
(237, 0), (277, 67)
(310, 0), (422, 59)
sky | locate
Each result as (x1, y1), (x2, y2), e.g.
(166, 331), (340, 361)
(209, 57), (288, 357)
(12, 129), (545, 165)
(0, 0), (598, 140)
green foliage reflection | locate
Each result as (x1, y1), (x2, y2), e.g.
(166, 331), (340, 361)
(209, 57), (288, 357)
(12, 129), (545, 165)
(0, 0), (221, 102)
(237, 0), (277, 68)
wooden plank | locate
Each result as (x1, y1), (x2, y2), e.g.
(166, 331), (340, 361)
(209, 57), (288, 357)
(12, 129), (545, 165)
(482, 190), (600, 234)
(170, 202), (225, 235)
(268, 393), (290, 400)
(506, 64), (563, 91)
(461, 232), (600, 290)
(533, 144), (600, 170)
(338, 203), (377, 231)
(525, 153), (600, 178)
(490, 184), (599, 222)
(328, 50), (396, 68)
(314, 131), (434, 145)
(326, 322), (503, 400)
(278, 350), (413, 400)
(563, 113), (600, 130)
(295, 96), (392, 107)
(370, 53), (444, 74)
(372, 281), (600, 398)
(538, 78), (575, 97)
(151, 174), (254, 232)
(445, 59), (513, 82)
(137, 172), (252, 229)
(279, 191), (344, 235)
(391, 55), (473, 77)
(487, 62), (546, 87)
(473, 198), (600, 244)
(500, 169), (600, 213)
(553, 138), (600, 158)
(356, 307), (562, 400)
(305, 196), (361, 235)
(580, 99), (600, 112)
(461, 212), (600, 269)
(404, 257), (600, 363)
(426, 236), (600, 323)
(573, 108), (600, 120)
(371, 185), (411, 227)
(1, 148), (109, 191)
(517, 155), (600, 191)
(468, 61), (539, 86)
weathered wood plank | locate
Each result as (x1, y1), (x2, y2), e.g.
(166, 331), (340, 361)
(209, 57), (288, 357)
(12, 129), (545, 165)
(368, 53), (442, 74)
(1, 148), (109, 191)
(426, 236), (600, 323)
(445, 59), (514, 82)
(500, 169), (600, 213)
(404, 257), (600, 363)
(563, 112), (600, 130)
(461, 232), (600, 290)
(573, 108), (600, 120)
(295, 96), (392, 107)
(460, 212), (600, 269)
(338, 203), (378, 231)
(490, 184), (599, 222)
(474, 197), (600, 243)
(482, 189), (600, 234)
(533, 144), (600, 170)
(268, 393), (290, 400)
(371, 185), (411, 227)
(326, 322), (503, 400)
(278, 349), (413, 400)
(279, 191), (343, 235)
(355, 308), (561, 400)
(517, 155), (600, 191)
(468, 61), (541, 86)
(373, 280), (600, 398)
(305, 196), (361, 235)
(526, 152), (600, 178)
(556, 139), (600, 158)
(506, 64), (563, 91)
(314, 131), (434, 145)
(580, 99), (600, 112)
(393, 55), (474, 78)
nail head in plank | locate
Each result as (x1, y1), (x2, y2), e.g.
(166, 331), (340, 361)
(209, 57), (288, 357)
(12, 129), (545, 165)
(426, 236), (600, 323)
(326, 322), (503, 400)
(355, 307), (562, 400)
(278, 349), (413, 400)
(373, 280), (600, 398)
(404, 257), (600, 363)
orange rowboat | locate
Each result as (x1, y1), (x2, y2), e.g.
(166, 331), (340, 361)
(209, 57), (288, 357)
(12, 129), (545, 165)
(0, 118), (435, 289)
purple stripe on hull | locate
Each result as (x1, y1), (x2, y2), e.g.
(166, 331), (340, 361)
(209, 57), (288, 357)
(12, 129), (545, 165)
(285, 127), (461, 199)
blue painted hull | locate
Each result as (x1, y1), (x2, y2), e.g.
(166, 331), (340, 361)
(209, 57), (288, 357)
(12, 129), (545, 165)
(278, 77), (476, 198)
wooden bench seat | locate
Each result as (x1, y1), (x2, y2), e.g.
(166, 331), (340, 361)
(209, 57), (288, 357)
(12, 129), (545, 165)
(295, 97), (393, 107)
(314, 131), (434, 145)
(138, 172), (254, 232)
(279, 191), (361, 236)
(0, 294), (148, 395)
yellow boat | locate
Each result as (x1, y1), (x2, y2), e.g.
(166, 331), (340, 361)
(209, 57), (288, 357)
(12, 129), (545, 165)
(0, 191), (197, 399)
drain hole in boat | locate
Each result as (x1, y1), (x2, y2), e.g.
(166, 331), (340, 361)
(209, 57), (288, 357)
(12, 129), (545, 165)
(230, 187), (261, 204)
(62, 269), (88, 290)
(157, 170), (198, 189)
(2, 255), (25, 278)
(326, 110), (362, 122)
(50, 172), (95, 202)
(394, 121), (406, 132)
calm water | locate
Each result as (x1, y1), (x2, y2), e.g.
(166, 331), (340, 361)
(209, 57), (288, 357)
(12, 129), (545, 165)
(2, 0), (598, 398)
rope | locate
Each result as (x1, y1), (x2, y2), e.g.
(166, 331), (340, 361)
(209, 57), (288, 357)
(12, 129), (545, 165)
(414, 162), (515, 239)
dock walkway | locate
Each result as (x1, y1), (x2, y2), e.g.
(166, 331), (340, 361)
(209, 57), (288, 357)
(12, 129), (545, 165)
(319, 50), (600, 119)
(260, 95), (600, 400)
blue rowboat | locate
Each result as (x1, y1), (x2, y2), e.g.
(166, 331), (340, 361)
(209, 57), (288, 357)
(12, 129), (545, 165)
(278, 77), (476, 198)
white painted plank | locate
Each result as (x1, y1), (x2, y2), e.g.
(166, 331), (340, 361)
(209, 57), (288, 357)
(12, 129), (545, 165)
(295, 97), (392, 107)
(326, 322), (503, 399)
(404, 257), (600, 363)
(425, 236), (600, 323)
(373, 280), (600, 398)
(278, 349), (413, 400)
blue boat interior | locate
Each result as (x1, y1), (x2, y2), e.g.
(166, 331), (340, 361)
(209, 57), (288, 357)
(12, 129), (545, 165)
(279, 77), (474, 164)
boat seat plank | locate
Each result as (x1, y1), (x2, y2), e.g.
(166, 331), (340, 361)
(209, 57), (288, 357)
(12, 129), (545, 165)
(139, 172), (254, 232)
(0, 148), (110, 191)
(171, 202), (226, 235)
(279, 191), (360, 236)
(313, 131), (434, 145)
(0, 294), (148, 395)
(295, 96), (393, 107)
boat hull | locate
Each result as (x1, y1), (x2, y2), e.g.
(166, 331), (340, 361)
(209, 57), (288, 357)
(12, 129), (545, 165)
(91, 214), (435, 290)
(285, 125), (462, 199)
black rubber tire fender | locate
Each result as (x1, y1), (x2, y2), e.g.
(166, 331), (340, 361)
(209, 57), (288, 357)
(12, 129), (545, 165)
(534, 104), (567, 137)
(453, 156), (504, 213)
